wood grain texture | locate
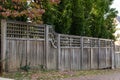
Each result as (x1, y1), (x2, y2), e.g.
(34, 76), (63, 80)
(0, 20), (115, 71)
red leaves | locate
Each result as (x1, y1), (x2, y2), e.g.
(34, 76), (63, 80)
(0, 0), (59, 23)
(50, 0), (60, 4)
(38, 9), (45, 14)
(1, 12), (10, 18)
(0, 6), (2, 11)
(0, 0), (44, 21)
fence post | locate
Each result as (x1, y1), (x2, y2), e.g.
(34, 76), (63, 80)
(26, 40), (30, 68)
(90, 44), (93, 69)
(114, 44), (116, 68)
(81, 37), (83, 70)
(45, 25), (49, 69)
(57, 34), (61, 70)
(1, 19), (7, 72)
(111, 40), (115, 69)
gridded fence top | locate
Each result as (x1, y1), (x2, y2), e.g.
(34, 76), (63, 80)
(58, 34), (113, 48)
(0, 20), (114, 48)
(60, 34), (81, 48)
(6, 21), (45, 39)
(115, 45), (120, 53)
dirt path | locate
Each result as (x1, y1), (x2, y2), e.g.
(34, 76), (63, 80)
(64, 72), (120, 80)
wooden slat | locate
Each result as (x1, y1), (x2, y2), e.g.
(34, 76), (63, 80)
(1, 20), (115, 71)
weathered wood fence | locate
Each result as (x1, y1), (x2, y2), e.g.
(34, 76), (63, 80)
(115, 46), (120, 68)
(0, 19), (115, 72)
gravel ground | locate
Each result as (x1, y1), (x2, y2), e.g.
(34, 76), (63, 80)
(64, 72), (120, 80)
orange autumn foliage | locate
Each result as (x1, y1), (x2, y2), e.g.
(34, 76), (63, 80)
(0, 0), (45, 23)
(0, 0), (60, 23)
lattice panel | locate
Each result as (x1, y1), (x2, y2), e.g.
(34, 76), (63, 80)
(83, 38), (91, 47)
(7, 22), (45, 39)
(106, 41), (111, 47)
(115, 46), (120, 52)
(60, 35), (81, 47)
(100, 40), (106, 47)
(91, 39), (99, 47)
(83, 38), (112, 47)
(100, 40), (111, 47)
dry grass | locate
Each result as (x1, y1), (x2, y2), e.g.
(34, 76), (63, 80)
(1, 69), (120, 80)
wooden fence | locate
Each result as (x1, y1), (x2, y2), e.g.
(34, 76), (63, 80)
(0, 19), (115, 72)
(115, 45), (120, 68)
(56, 34), (114, 70)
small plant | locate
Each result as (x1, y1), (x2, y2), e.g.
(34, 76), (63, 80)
(38, 65), (46, 71)
(20, 65), (30, 72)
(20, 62), (31, 72)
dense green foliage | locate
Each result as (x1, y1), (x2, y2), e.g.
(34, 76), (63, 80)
(70, 0), (86, 36)
(54, 0), (72, 34)
(88, 0), (117, 39)
(42, 0), (57, 25)
(42, 0), (72, 34)
(42, 0), (118, 39)
(0, 0), (118, 39)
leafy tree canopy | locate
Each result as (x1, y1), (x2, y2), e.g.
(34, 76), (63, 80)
(0, 0), (118, 39)
(0, 0), (45, 23)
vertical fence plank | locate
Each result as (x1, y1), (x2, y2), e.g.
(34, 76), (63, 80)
(90, 48), (93, 69)
(45, 25), (49, 69)
(115, 46), (117, 68)
(79, 37), (81, 70)
(111, 40), (114, 69)
(98, 39), (100, 69)
(57, 34), (61, 70)
(105, 46), (107, 68)
(26, 25), (29, 67)
(1, 19), (7, 71)
(81, 37), (83, 70)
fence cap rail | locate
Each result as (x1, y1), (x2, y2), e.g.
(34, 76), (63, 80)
(5, 19), (45, 27)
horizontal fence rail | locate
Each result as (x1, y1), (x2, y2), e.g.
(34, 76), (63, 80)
(0, 19), (115, 71)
